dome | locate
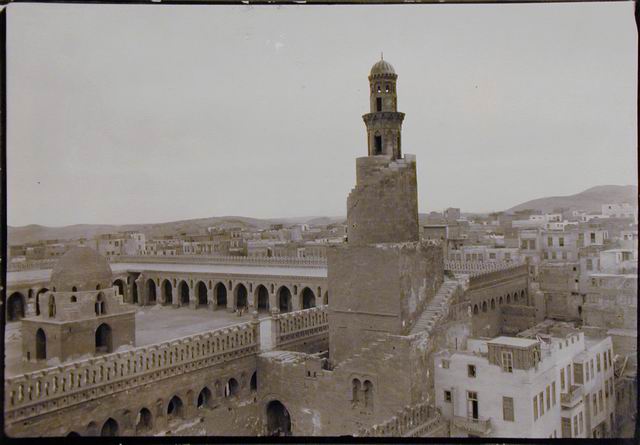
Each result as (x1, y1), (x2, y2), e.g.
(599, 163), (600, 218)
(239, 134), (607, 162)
(370, 58), (396, 76)
(50, 247), (113, 292)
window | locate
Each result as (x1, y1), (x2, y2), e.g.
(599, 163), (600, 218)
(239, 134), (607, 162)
(543, 251), (549, 260)
(501, 352), (513, 373)
(539, 391), (544, 415)
(561, 369), (566, 390)
(376, 97), (382, 112)
(548, 237), (553, 247)
(597, 354), (601, 373)
(444, 390), (452, 402)
(502, 396), (514, 421)
(598, 390), (603, 411)
(374, 135), (382, 155)
(559, 237), (565, 247)
(552, 381), (557, 406)
(546, 386), (551, 410)
(551, 251), (557, 260)
(505, 252), (511, 260)
(573, 415), (579, 436)
(586, 364), (590, 382)
(533, 395), (538, 421)
(604, 352), (608, 371)
(468, 364), (476, 378)
(562, 252), (567, 260)
(592, 394), (597, 415)
(442, 359), (450, 369)
(579, 411), (584, 434)
(591, 232), (596, 243)
(489, 253), (496, 260)
(590, 359), (594, 378)
(608, 349), (613, 368)
(586, 259), (593, 271)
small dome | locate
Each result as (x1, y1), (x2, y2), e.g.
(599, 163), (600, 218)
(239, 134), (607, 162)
(370, 58), (396, 76)
(50, 247), (113, 292)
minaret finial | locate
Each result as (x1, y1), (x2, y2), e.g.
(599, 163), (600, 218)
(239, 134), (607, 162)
(381, 51), (384, 60)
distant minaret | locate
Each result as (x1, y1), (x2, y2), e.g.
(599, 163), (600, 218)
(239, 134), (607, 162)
(362, 55), (405, 159)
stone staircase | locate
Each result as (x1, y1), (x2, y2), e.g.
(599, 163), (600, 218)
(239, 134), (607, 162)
(410, 280), (459, 336)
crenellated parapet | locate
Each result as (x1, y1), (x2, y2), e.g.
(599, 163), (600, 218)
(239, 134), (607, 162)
(110, 255), (327, 268)
(356, 403), (447, 437)
(272, 305), (329, 351)
(5, 320), (259, 424)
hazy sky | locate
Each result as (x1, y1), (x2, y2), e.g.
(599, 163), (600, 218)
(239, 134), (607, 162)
(7, 2), (637, 227)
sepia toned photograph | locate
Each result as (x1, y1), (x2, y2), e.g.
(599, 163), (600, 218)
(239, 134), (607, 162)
(2, 1), (637, 440)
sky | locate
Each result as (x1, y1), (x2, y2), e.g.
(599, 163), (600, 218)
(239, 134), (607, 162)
(7, 2), (637, 227)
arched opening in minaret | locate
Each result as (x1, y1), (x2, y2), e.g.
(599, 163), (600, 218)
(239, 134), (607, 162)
(376, 97), (382, 112)
(374, 135), (382, 155)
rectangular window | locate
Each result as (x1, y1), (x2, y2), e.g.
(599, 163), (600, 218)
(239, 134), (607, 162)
(608, 349), (613, 367)
(546, 386), (551, 410)
(597, 353), (601, 373)
(586, 363), (590, 382)
(444, 390), (452, 402)
(551, 251), (557, 260)
(579, 411), (584, 434)
(590, 359), (594, 378)
(543, 251), (549, 260)
(574, 363), (583, 385)
(501, 351), (513, 373)
(468, 364), (476, 378)
(560, 369), (566, 390)
(539, 391), (544, 415)
(548, 237), (553, 247)
(604, 352), (608, 371)
(442, 359), (449, 369)
(561, 417), (571, 438)
(530, 240), (536, 250)
(559, 237), (565, 247)
(591, 232), (596, 242)
(567, 364), (572, 385)
(573, 415), (579, 436)
(489, 252), (496, 259)
(562, 251), (567, 260)
(593, 394), (597, 415)
(376, 97), (382, 112)
(552, 381), (557, 406)
(533, 395), (538, 421)
(586, 259), (593, 271)
(505, 252), (511, 260)
(599, 390), (603, 411)
(503, 396), (514, 421)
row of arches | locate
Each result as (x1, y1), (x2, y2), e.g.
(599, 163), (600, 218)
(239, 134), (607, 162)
(65, 372), (258, 436)
(471, 289), (528, 315)
(119, 278), (326, 313)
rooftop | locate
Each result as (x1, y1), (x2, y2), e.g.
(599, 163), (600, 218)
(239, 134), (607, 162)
(487, 336), (539, 348)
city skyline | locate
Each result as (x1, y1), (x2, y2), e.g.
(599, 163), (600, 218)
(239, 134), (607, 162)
(7, 3), (637, 227)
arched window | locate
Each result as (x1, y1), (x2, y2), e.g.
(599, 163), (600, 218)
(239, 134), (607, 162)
(95, 293), (106, 316)
(197, 387), (212, 409)
(250, 372), (257, 392)
(351, 378), (361, 407)
(473, 304), (479, 315)
(71, 296), (77, 303)
(490, 299), (495, 310)
(48, 295), (56, 318)
(135, 408), (153, 433)
(482, 301), (487, 313)
(225, 378), (239, 398)
(363, 380), (373, 408)
(72, 286), (77, 292)
(36, 328), (46, 360)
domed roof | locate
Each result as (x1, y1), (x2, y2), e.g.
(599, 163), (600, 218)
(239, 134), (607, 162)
(370, 58), (396, 76)
(50, 247), (113, 292)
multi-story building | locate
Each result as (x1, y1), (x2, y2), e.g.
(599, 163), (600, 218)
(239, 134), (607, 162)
(601, 203), (636, 219)
(434, 332), (616, 438)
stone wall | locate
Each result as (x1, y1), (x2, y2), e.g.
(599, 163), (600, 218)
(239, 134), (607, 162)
(328, 242), (443, 364)
(111, 255), (327, 268)
(5, 320), (260, 436)
(347, 155), (419, 245)
(500, 305), (538, 335)
(271, 305), (329, 353)
(356, 403), (448, 437)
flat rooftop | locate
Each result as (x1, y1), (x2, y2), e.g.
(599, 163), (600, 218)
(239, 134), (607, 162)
(8, 261), (327, 286)
(487, 336), (539, 348)
(4, 305), (270, 377)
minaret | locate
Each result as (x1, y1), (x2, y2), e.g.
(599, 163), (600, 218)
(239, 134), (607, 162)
(363, 55), (405, 159)
(346, 57), (418, 245)
(328, 58), (443, 365)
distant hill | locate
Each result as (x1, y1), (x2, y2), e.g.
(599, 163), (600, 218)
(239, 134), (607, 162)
(8, 215), (347, 246)
(506, 185), (637, 214)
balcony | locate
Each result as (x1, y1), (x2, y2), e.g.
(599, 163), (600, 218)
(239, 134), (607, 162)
(452, 415), (492, 436)
(561, 385), (583, 409)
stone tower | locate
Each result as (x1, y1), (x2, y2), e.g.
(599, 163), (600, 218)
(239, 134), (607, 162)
(363, 56), (405, 159)
(347, 57), (419, 246)
(328, 58), (443, 364)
